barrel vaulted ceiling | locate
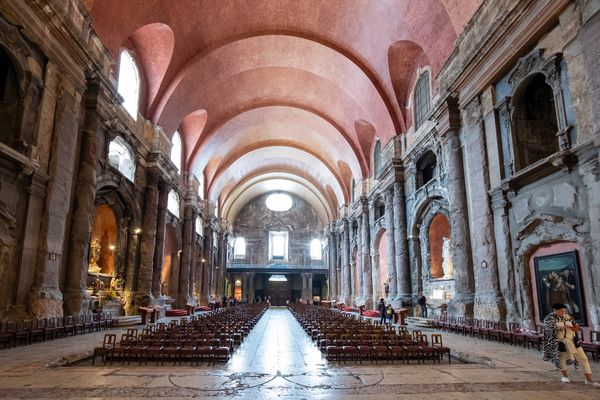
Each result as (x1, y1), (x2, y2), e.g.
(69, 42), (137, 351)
(85, 0), (483, 226)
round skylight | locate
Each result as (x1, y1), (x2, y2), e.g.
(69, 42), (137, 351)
(265, 193), (292, 212)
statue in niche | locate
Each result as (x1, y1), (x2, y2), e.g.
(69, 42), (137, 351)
(88, 236), (102, 274)
(160, 280), (168, 297)
(91, 275), (104, 295)
(441, 237), (454, 278)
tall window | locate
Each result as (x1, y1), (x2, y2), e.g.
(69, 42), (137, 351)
(167, 190), (179, 218)
(310, 238), (322, 260)
(171, 130), (182, 174)
(108, 136), (135, 181)
(269, 231), (288, 260)
(117, 50), (140, 120)
(195, 216), (202, 236)
(234, 237), (246, 259)
(373, 139), (381, 175)
(351, 178), (356, 202)
(414, 70), (431, 130)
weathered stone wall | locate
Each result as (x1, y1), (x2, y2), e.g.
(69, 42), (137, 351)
(232, 193), (322, 268)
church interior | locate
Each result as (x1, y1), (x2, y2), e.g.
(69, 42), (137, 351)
(1, 0), (600, 398)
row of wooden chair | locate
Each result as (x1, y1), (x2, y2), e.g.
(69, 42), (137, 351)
(1, 313), (117, 349)
(92, 304), (267, 366)
(289, 303), (451, 364)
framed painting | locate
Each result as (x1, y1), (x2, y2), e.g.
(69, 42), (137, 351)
(534, 250), (586, 325)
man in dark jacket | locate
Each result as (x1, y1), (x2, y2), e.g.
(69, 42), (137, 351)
(377, 298), (386, 324)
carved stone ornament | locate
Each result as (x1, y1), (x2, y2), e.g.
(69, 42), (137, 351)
(507, 49), (562, 92)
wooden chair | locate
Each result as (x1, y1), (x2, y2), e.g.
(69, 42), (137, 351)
(0, 321), (17, 349)
(581, 330), (600, 361)
(93, 334), (116, 365)
(431, 333), (451, 363)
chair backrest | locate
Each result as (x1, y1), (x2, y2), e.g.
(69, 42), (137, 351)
(126, 328), (138, 339)
(103, 333), (117, 347)
(431, 333), (443, 346)
(417, 333), (428, 345)
(590, 330), (600, 343)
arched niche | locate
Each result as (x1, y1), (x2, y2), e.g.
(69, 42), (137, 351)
(511, 73), (559, 170)
(417, 199), (451, 283)
(375, 229), (388, 298)
(0, 17), (44, 155)
(161, 221), (182, 298)
(428, 213), (451, 279)
(90, 204), (118, 275)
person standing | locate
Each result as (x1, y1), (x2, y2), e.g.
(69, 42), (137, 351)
(418, 293), (428, 318)
(543, 303), (600, 387)
(386, 304), (394, 324)
(378, 298), (386, 324)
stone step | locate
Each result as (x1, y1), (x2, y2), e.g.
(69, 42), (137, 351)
(405, 316), (432, 329)
(113, 315), (142, 326)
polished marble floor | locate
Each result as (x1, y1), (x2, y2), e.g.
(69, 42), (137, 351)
(0, 307), (599, 399)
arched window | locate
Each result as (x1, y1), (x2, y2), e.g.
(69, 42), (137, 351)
(310, 238), (322, 260)
(414, 70), (431, 130)
(195, 216), (202, 236)
(512, 73), (559, 170)
(108, 136), (135, 181)
(167, 190), (179, 218)
(0, 49), (20, 149)
(373, 139), (382, 175)
(117, 50), (140, 120)
(234, 237), (246, 259)
(416, 150), (437, 189)
(171, 130), (182, 174)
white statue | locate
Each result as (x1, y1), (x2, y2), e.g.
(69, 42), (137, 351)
(441, 237), (454, 278)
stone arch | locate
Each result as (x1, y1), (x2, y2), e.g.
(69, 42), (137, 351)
(416, 150), (437, 189)
(413, 198), (451, 295)
(90, 204), (118, 275)
(94, 185), (140, 273)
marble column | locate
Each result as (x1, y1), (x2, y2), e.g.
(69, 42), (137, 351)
(123, 230), (140, 315)
(462, 98), (505, 321)
(581, 156), (600, 328)
(151, 182), (168, 298)
(442, 128), (475, 317)
(308, 273), (313, 305)
(341, 220), (351, 305)
(371, 252), (380, 306)
(62, 76), (96, 316)
(328, 226), (338, 301)
(178, 205), (194, 307)
(135, 170), (159, 308)
(360, 203), (373, 309)
(393, 181), (411, 304)
(248, 272), (255, 303)
(301, 273), (308, 303)
(384, 187), (397, 301)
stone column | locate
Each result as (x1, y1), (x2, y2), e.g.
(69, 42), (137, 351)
(248, 272), (255, 302)
(307, 273), (313, 304)
(383, 187), (397, 301)
(62, 76), (96, 316)
(393, 181), (411, 304)
(360, 202), (373, 309)
(371, 252), (380, 305)
(462, 98), (505, 321)
(200, 255), (209, 306)
(123, 229), (140, 315)
(178, 205), (194, 307)
(301, 273), (308, 303)
(203, 225), (214, 303)
(151, 182), (168, 298)
(341, 220), (351, 305)
(135, 170), (159, 308)
(581, 156), (600, 328)
(328, 225), (338, 301)
(442, 127), (475, 317)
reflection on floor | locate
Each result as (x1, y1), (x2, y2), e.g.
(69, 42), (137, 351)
(0, 307), (599, 399)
